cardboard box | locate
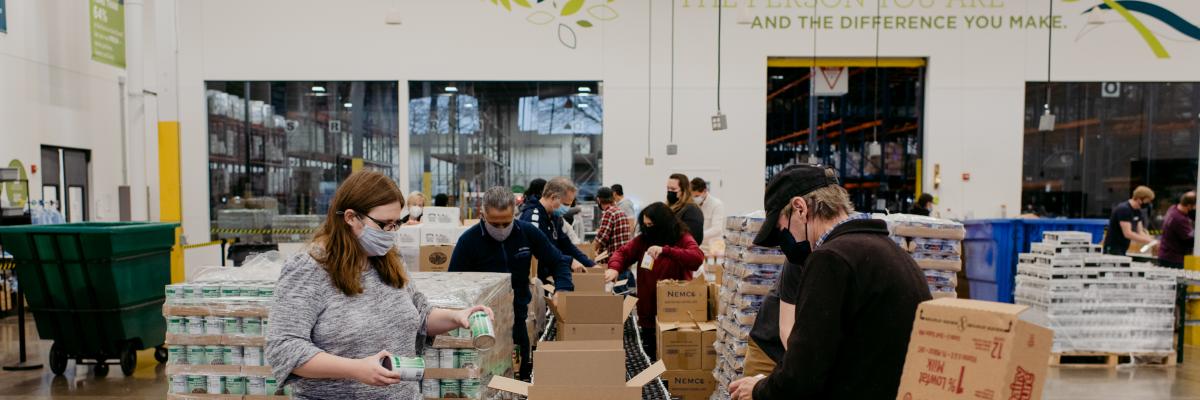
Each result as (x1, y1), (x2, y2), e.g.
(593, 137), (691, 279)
(421, 207), (461, 226)
(707, 282), (720, 321)
(657, 278), (710, 323)
(398, 246), (420, 273)
(489, 356), (665, 400)
(572, 270), (608, 293)
(554, 293), (637, 325)
(661, 370), (717, 400)
(578, 242), (598, 260)
(395, 224), (422, 248)
(419, 245), (454, 272)
(656, 319), (718, 371)
(556, 298), (638, 341)
(896, 298), (1053, 400)
(534, 341), (627, 385)
(421, 225), (465, 246)
(701, 329), (717, 370)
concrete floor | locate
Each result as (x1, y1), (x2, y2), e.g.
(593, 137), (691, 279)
(3, 317), (1200, 399)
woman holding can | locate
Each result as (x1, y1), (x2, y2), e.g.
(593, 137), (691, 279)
(267, 171), (492, 399)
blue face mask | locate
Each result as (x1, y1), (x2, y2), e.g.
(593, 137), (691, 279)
(553, 205), (569, 217)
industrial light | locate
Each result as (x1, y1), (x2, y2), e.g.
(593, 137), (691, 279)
(464, 103), (475, 108)
(343, 103), (353, 108)
(578, 103), (589, 108)
(311, 86), (326, 92)
(444, 85), (458, 93)
(771, 75), (785, 80)
(578, 86), (591, 93)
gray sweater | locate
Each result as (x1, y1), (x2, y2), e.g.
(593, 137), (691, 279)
(267, 252), (432, 399)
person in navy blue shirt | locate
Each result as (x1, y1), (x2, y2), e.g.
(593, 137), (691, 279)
(448, 186), (574, 381)
(518, 177), (594, 274)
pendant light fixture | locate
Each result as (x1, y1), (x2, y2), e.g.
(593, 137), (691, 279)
(1039, 0), (1057, 132)
(867, 0), (883, 159)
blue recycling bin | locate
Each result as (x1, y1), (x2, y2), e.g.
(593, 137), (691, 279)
(963, 218), (1108, 303)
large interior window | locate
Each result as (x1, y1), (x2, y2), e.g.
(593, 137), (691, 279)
(205, 81), (399, 243)
(407, 81), (603, 215)
(1022, 82), (1199, 225)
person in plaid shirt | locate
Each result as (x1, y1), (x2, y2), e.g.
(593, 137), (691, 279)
(594, 187), (633, 256)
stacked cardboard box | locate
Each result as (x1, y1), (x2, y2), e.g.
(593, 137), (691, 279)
(552, 269), (638, 341)
(882, 214), (966, 299)
(413, 272), (516, 399)
(1015, 231), (1176, 354)
(488, 340), (666, 400)
(656, 278), (718, 400)
(162, 280), (285, 399)
(710, 215), (786, 397)
(393, 214), (470, 273)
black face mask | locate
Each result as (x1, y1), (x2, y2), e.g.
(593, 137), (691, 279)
(667, 191), (679, 205)
(778, 229), (812, 265)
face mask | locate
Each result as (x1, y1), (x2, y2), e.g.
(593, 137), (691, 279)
(409, 206), (423, 218)
(667, 191), (680, 205)
(358, 225), (395, 257)
(778, 230), (812, 265)
(694, 195), (705, 205)
(553, 205), (569, 217)
(485, 222), (514, 242)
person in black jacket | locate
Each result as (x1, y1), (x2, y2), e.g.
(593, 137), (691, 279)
(449, 186), (575, 381)
(520, 178), (547, 214)
(910, 193), (933, 216)
(667, 173), (704, 246)
(729, 164), (931, 400)
(518, 177), (593, 273)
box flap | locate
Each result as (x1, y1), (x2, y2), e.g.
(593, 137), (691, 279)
(487, 376), (530, 396)
(622, 296), (638, 322)
(537, 340), (624, 350)
(925, 297), (1029, 316)
(626, 360), (667, 387)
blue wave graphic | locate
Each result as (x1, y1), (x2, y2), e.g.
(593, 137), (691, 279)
(1084, 0), (1200, 41)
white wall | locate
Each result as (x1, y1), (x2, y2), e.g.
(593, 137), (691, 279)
(166, 0), (1200, 270)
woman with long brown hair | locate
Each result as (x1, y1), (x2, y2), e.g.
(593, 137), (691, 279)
(667, 173), (705, 245)
(267, 171), (491, 399)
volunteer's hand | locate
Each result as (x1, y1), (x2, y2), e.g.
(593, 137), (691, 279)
(571, 259), (586, 272)
(646, 246), (664, 260)
(354, 350), (403, 386)
(729, 375), (764, 400)
(455, 305), (494, 329)
(604, 268), (619, 282)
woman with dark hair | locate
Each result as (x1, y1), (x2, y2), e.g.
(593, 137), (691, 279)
(910, 193), (934, 216)
(520, 178), (547, 214)
(267, 171), (492, 399)
(605, 202), (705, 358)
(667, 173), (705, 246)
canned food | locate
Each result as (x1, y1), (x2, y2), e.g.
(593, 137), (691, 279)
(202, 284), (221, 299)
(264, 376), (279, 395)
(222, 345), (243, 365)
(186, 345), (207, 365)
(181, 284), (199, 299)
(258, 285), (275, 298)
(439, 348), (457, 368)
(379, 355), (425, 381)
(204, 316), (224, 335)
(240, 285), (259, 297)
(165, 286), (183, 301)
(187, 374), (208, 394)
(422, 348), (439, 367)
(170, 374), (187, 394)
(167, 345), (185, 365)
(440, 379), (461, 398)
(166, 316), (184, 334)
(221, 285), (241, 298)
(222, 316), (242, 334)
(261, 317), (269, 335)
(247, 376), (266, 395)
(186, 316), (205, 335)
(422, 379), (440, 395)
(226, 376), (246, 395)
(456, 350), (479, 370)
(461, 378), (481, 399)
(243, 346), (263, 366)
(241, 317), (262, 336)
(468, 311), (495, 350)
(206, 374), (226, 394)
(205, 345), (224, 365)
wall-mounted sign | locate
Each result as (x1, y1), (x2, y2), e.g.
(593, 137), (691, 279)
(813, 67), (848, 96)
(89, 0), (126, 68)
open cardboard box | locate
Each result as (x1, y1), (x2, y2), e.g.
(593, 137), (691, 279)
(489, 340), (667, 400)
(572, 268), (609, 293)
(896, 298), (1053, 400)
(661, 370), (717, 400)
(657, 276), (710, 323)
(656, 319), (718, 371)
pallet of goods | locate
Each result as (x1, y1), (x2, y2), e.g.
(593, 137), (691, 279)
(710, 215), (787, 398)
(1014, 231), (1176, 367)
(881, 214), (965, 299)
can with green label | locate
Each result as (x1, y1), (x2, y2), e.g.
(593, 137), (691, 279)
(468, 311), (495, 350)
(421, 379), (439, 395)
(186, 345), (206, 365)
(422, 348), (439, 367)
(261, 317), (269, 335)
(170, 374), (187, 393)
(181, 284), (199, 299)
(264, 376), (279, 395)
(440, 379), (461, 398)
(226, 376), (246, 395)
(202, 284), (221, 299)
(247, 376), (266, 395)
(186, 316), (205, 335)
(187, 375), (207, 394)
(461, 378), (482, 399)
(204, 316), (224, 335)
(241, 317), (262, 336)
(380, 355), (425, 381)
(165, 286), (183, 302)
(259, 285), (275, 298)
(166, 316), (184, 334)
(167, 345), (185, 365)
(222, 316), (242, 334)
(222, 345), (243, 365)
(238, 285), (257, 297)
(206, 374), (226, 394)
(438, 348), (457, 368)
(221, 285), (241, 298)
(456, 349), (479, 370)
(243, 346), (263, 366)
(205, 345), (224, 365)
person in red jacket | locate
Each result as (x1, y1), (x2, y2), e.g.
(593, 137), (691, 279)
(604, 202), (705, 359)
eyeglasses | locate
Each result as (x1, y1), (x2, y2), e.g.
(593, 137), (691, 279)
(336, 210), (400, 232)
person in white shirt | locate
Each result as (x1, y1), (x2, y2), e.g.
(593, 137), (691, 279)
(612, 184), (637, 226)
(691, 177), (726, 254)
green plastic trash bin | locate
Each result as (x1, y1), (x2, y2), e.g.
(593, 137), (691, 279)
(0, 222), (178, 377)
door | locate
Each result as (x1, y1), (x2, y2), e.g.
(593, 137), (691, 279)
(40, 146), (91, 222)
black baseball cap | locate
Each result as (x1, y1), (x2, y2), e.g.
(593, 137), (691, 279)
(753, 164), (841, 247)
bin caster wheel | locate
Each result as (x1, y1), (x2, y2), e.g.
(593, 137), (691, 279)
(48, 343), (68, 375)
(154, 346), (169, 364)
(120, 345), (138, 376)
(94, 363), (110, 377)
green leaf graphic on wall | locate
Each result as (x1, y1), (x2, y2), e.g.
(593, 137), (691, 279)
(484, 0), (618, 49)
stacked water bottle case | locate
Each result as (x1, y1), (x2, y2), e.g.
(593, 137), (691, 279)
(881, 214), (966, 298)
(1015, 231), (1176, 354)
(710, 215), (787, 398)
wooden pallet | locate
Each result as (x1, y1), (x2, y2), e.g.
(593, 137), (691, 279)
(1049, 352), (1176, 368)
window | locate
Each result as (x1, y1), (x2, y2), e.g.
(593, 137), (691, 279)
(1022, 82), (1199, 225)
(206, 81), (399, 243)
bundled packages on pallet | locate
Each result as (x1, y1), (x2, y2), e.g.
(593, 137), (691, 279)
(1015, 231), (1176, 355)
(711, 215), (787, 397)
(882, 214), (965, 299)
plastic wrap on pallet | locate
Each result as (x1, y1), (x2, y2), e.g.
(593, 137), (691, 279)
(880, 214), (966, 240)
